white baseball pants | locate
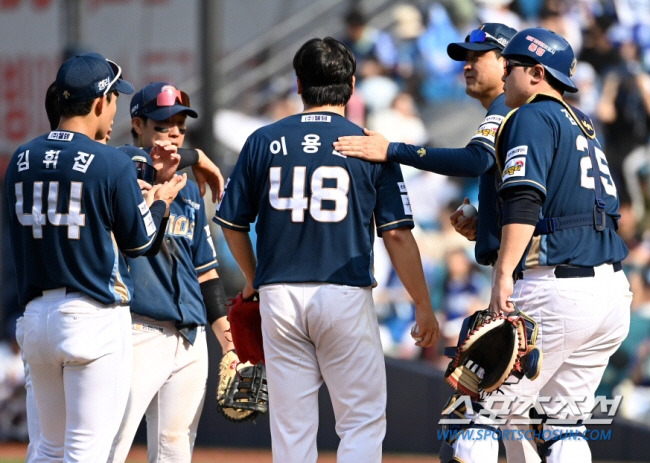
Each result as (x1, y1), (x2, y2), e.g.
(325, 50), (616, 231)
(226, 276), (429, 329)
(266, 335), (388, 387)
(500, 263), (632, 463)
(260, 283), (386, 463)
(108, 314), (208, 463)
(22, 289), (132, 463)
(15, 315), (40, 462)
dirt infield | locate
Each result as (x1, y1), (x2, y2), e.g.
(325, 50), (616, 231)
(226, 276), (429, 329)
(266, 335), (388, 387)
(0, 443), (642, 462)
(0, 443), (438, 462)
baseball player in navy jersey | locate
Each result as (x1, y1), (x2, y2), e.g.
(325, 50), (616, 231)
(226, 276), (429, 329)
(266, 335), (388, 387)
(334, 24), (516, 462)
(107, 82), (233, 463)
(489, 28), (632, 462)
(129, 81), (225, 202)
(215, 37), (439, 463)
(334, 22), (516, 268)
(4, 52), (186, 463)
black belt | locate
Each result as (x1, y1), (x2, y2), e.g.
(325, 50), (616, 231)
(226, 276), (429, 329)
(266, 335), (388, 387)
(516, 262), (622, 281)
(35, 287), (79, 298)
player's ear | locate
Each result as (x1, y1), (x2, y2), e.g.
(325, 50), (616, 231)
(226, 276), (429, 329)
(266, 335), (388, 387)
(93, 95), (105, 117)
(132, 117), (145, 135)
(351, 75), (356, 94)
(296, 77), (303, 95)
(531, 64), (545, 83)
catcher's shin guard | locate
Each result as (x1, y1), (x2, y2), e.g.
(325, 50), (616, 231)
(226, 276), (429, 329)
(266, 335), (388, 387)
(529, 409), (590, 463)
(439, 394), (499, 463)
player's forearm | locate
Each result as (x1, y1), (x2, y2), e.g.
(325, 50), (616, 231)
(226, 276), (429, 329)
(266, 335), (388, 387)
(493, 223), (535, 278)
(387, 143), (493, 177)
(221, 228), (256, 284)
(212, 316), (235, 352)
(381, 228), (431, 307)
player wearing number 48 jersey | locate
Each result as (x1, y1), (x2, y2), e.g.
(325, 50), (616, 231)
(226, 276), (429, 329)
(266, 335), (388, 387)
(215, 37), (439, 463)
(5, 53), (185, 462)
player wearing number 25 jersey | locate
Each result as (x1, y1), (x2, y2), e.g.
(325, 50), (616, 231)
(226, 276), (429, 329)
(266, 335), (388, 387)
(489, 29), (631, 463)
(216, 37), (438, 463)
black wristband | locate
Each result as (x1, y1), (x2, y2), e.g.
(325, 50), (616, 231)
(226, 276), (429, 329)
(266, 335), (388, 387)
(178, 148), (199, 170)
(201, 277), (228, 324)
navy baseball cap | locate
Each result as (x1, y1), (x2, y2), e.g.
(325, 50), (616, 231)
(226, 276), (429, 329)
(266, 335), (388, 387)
(56, 52), (134, 102)
(130, 82), (198, 120)
(447, 23), (518, 61)
(118, 145), (157, 184)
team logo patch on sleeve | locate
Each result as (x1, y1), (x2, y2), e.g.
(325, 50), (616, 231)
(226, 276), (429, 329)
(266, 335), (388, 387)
(502, 158), (526, 180)
(401, 194), (412, 215)
(398, 182), (407, 193)
(138, 200), (149, 214)
(471, 121), (499, 143)
(505, 145), (528, 164)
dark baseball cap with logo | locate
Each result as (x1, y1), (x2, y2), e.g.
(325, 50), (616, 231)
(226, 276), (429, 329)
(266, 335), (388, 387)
(130, 82), (198, 121)
(447, 23), (518, 61)
(55, 52), (134, 102)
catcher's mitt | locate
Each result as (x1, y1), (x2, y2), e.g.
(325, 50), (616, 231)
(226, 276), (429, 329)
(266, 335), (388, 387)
(216, 350), (268, 422)
(227, 292), (264, 365)
(443, 308), (542, 399)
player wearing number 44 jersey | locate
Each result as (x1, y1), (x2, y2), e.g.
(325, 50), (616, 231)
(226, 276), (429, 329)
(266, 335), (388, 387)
(5, 53), (185, 462)
(489, 28), (632, 463)
(215, 37), (439, 463)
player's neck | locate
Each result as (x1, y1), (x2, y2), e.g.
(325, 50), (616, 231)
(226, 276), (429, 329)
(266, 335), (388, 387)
(58, 116), (101, 140)
(302, 105), (346, 117)
(478, 87), (504, 110)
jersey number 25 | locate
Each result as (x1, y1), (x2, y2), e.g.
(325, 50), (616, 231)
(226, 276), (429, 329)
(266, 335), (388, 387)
(269, 166), (349, 222)
(577, 135), (617, 197)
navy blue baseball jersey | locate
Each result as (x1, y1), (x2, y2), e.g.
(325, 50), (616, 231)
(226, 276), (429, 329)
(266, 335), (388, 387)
(215, 111), (414, 288)
(5, 130), (159, 307)
(495, 94), (628, 269)
(470, 93), (508, 266)
(127, 180), (218, 337)
(385, 93), (508, 265)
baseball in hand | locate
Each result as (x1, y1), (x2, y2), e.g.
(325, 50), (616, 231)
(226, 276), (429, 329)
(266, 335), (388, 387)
(457, 204), (478, 219)
(410, 323), (423, 342)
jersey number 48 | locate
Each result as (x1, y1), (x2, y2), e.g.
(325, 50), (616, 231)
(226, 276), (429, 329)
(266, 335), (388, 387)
(269, 166), (350, 223)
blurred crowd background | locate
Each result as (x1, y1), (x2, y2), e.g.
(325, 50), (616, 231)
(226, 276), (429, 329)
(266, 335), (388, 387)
(1, 0), (650, 444)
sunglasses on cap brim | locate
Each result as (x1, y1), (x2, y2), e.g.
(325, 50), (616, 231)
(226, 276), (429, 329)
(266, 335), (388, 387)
(140, 87), (191, 114)
(467, 29), (500, 44)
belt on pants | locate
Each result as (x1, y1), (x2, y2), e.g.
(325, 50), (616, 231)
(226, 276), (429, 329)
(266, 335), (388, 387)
(36, 287), (81, 299)
(516, 261), (622, 281)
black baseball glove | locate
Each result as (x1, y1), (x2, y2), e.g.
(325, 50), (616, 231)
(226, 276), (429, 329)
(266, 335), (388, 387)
(443, 309), (542, 399)
(216, 350), (268, 422)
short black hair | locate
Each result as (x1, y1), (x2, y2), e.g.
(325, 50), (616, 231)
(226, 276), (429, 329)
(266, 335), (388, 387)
(293, 37), (356, 107)
(58, 89), (117, 118)
(45, 81), (60, 130)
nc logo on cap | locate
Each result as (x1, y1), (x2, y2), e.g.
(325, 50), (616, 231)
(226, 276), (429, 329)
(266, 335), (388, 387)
(97, 77), (111, 92)
(63, 90), (71, 99)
